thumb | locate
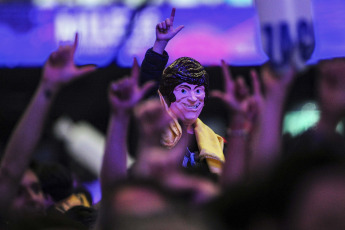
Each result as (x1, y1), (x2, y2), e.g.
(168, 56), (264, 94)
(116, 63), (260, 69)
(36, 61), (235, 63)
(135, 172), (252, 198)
(174, 25), (184, 36)
(76, 65), (97, 77)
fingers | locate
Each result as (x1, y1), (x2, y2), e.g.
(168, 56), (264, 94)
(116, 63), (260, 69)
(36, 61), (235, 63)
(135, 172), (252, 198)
(170, 8), (176, 25)
(130, 57), (140, 83)
(108, 82), (122, 104)
(55, 33), (78, 61)
(156, 23), (162, 31)
(156, 8), (184, 39)
(47, 49), (70, 67)
(261, 64), (275, 87)
(76, 64), (97, 77)
(135, 99), (172, 136)
(221, 60), (234, 92)
(157, 19), (171, 32)
(109, 77), (131, 96)
(235, 76), (249, 100)
(166, 18), (171, 28)
(250, 69), (261, 96)
(73, 32), (79, 53)
(174, 25), (184, 35)
(157, 21), (167, 32)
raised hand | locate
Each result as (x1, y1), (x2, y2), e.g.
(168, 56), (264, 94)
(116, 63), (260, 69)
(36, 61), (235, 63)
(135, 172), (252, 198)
(211, 60), (260, 121)
(261, 64), (295, 99)
(132, 99), (189, 178)
(248, 64), (296, 176)
(42, 33), (96, 88)
(156, 8), (184, 42)
(134, 99), (172, 144)
(153, 8), (184, 54)
(108, 58), (155, 116)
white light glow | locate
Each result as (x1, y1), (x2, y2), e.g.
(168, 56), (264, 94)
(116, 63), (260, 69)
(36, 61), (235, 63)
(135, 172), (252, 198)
(54, 7), (131, 55)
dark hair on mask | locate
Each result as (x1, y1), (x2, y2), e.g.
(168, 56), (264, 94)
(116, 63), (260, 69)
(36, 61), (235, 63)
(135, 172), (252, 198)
(159, 57), (209, 106)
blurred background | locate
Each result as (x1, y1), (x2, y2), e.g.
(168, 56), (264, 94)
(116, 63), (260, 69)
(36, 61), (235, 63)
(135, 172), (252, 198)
(1, 0), (345, 203)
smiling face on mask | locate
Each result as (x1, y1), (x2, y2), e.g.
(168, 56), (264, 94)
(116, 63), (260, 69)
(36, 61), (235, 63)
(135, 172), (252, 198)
(159, 57), (209, 126)
(169, 83), (205, 125)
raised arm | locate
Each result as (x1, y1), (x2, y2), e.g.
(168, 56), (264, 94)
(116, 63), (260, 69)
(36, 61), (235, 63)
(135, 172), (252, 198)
(140, 8), (184, 89)
(153, 8), (184, 54)
(100, 58), (154, 191)
(131, 99), (190, 179)
(249, 65), (295, 175)
(0, 33), (96, 215)
(211, 60), (261, 187)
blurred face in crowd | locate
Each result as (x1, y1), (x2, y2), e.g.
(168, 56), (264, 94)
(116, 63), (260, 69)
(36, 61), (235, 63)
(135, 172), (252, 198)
(169, 83), (205, 126)
(318, 58), (345, 117)
(9, 169), (46, 218)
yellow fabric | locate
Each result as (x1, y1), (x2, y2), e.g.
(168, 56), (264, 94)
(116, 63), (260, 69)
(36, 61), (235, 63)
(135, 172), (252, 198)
(56, 193), (91, 213)
(194, 118), (225, 162)
(158, 91), (182, 148)
(158, 90), (225, 174)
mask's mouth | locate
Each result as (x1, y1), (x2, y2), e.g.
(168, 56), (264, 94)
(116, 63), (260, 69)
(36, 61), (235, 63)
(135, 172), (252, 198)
(183, 103), (201, 110)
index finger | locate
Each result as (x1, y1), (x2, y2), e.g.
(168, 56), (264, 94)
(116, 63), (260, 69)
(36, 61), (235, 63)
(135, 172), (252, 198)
(73, 32), (79, 53)
(170, 8), (176, 26)
(131, 57), (140, 83)
(221, 60), (234, 92)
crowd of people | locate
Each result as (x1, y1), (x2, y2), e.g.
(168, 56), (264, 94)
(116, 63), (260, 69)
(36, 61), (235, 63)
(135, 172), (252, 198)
(1, 7), (345, 230)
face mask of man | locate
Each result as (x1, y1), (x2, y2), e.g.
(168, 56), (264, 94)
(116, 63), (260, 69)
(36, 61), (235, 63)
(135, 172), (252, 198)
(169, 83), (205, 126)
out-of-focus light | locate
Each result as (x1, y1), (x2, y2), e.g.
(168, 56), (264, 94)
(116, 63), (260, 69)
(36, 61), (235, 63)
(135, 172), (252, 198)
(283, 102), (320, 137)
(283, 101), (344, 136)
(168, 0), (223, 8)
(33, 0), (56, 8)
(225, 0), (253, 7)
(33, 0), (114, 8)
(33, 0), (254, 7)
(124, 0), (148, 8)
(54, 6), (131, 65)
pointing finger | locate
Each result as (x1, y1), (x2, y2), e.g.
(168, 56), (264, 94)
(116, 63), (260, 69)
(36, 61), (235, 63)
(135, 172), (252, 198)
(221, 60), (234, 93)
(170, 8), (176, 26)
(131, 57), (140, 83)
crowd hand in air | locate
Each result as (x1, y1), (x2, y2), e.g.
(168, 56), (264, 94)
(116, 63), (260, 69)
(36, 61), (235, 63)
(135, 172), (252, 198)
(42, 33), (96, 92)
(108, 58), (155, 116)
(133, 99), (189, 178)
(0, 33), (96, 217)
(211, 60), (261, 132)
(249, 63), (296, 176)
(261, 64), (295, 101)
(210, 60), (263, 185)
(153, 8), (185, 54)
(101, 58), (155, 186)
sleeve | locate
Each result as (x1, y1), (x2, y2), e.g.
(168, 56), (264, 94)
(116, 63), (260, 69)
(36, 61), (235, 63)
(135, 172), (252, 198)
(139, 48), (169, 98)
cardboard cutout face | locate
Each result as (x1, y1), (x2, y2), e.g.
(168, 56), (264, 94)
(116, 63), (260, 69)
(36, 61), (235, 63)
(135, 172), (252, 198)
(169, 83), (205, 125)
